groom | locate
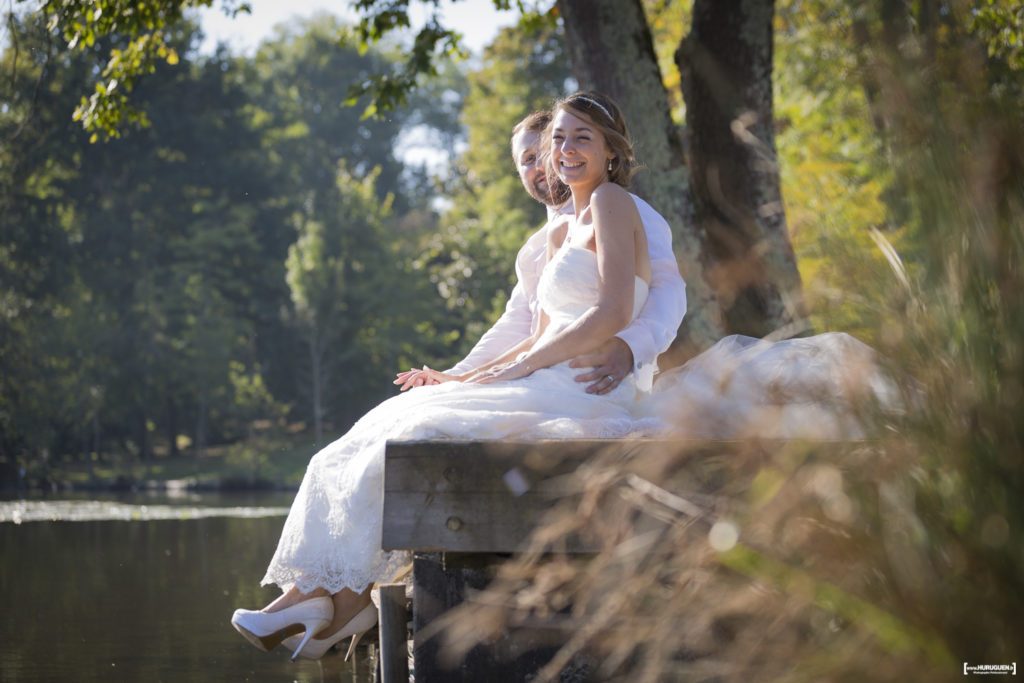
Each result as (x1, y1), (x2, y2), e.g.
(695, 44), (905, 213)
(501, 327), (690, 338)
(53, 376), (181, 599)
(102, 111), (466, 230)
(398, 110), (686, 394)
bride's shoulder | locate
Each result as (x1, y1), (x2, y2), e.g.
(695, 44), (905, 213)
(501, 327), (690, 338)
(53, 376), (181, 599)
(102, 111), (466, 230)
(591, 183), (641, 226)
(591, 182), (630, 203)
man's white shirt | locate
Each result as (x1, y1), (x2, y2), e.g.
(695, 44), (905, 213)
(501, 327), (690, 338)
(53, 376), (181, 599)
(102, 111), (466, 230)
(448, 195), (687, 390)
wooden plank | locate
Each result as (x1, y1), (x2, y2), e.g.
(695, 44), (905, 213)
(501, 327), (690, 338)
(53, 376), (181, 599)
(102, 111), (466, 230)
(378, 583), (409, 683)
(382, 490), (564, 552)
(383, 440), (600, 553)
(384, 439), (594, 493)
(382, 438), (772, 553)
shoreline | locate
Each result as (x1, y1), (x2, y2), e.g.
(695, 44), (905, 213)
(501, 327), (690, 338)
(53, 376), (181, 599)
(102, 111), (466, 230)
(2, 474), (300, 496)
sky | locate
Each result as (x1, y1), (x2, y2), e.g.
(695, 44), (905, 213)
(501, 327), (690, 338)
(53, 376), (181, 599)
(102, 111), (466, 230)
(197, 0), (519, 57)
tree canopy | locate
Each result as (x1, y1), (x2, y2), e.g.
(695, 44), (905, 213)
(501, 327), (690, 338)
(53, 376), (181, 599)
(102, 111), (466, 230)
(0, 10), (460, 463)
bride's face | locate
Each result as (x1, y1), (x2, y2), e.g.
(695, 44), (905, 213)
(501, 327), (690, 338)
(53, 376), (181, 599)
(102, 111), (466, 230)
(551, 108), (614, 192)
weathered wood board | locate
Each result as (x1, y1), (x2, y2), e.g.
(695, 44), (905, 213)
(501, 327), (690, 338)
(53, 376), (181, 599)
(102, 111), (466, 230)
(382, 438), (788, 553)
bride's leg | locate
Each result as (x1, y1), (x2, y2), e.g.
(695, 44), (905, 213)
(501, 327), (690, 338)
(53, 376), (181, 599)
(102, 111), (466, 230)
(313, 586), (374, 639)
(263, 585), (331, 613)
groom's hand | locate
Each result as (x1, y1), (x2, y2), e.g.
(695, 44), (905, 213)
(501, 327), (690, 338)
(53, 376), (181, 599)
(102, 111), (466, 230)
(569, 338), (634, 395)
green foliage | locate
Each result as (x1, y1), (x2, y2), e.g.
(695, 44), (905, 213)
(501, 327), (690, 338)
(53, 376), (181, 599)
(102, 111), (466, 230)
(29, 0), (548, 133)
(345, 0), (555, 116)
(345, 6), (466, 117)
(774, 1), (903, 343)
(1, 11), (459, 469)
(872, 57), (1024, 665)
(243, 15), (411, 206)
(968, 1), (1024, 102)
(243, 16), (459, 428)
(285, 164), (398, 434)
(34, 0), (252, 137)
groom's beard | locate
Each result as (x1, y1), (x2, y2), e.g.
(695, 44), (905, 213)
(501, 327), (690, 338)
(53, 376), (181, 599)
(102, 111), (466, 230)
(534, 175), (570, 209)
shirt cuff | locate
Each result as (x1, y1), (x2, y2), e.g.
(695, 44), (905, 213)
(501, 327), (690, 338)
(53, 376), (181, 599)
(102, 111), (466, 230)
(634, 359), (655, 392)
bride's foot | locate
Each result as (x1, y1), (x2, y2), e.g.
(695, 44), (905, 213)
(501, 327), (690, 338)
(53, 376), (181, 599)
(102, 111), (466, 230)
(284, 589), (376, 660)
(230, 595), (333, 658)
(284, 602), (378, 660)
(264, 586), (330, 613)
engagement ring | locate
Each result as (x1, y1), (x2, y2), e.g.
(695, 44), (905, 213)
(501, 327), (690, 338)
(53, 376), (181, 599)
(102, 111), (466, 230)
(605, 375), (615, 382)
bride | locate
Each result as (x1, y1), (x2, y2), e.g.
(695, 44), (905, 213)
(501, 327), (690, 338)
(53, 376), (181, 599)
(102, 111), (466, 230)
(231, 91), (661, 660)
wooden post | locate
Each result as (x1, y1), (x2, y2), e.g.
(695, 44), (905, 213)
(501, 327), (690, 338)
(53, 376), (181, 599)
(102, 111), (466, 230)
(378, 583), (409, 683)
(411, 552), (566, 682)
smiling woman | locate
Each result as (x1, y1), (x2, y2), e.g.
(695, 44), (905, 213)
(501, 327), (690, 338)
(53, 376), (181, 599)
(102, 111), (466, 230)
(546, 91), (651, 293)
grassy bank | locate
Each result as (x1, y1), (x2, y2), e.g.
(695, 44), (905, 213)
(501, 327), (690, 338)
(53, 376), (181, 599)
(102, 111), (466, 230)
(15, 431), (336, 493)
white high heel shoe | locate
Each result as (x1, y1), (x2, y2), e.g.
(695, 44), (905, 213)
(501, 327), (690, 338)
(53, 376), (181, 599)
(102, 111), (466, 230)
(283, 602), (378, 660)
(231, 596), (333, 660)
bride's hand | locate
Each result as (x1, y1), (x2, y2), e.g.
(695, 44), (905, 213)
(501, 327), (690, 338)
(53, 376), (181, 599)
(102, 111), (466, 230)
(467, 361), (533, 385)
(394, 367), (433, 391)
(394, 366), (461, 391)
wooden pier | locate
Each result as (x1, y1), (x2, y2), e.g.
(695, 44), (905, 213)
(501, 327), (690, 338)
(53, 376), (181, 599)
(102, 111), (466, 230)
(375, 438), (849, 682)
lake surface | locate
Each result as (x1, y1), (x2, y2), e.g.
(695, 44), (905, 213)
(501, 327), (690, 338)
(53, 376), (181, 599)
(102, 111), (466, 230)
(0, 493), (381, 682)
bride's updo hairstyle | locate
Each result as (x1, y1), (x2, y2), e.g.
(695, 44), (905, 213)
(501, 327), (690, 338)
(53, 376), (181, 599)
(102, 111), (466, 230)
(551, 90), (639, 188)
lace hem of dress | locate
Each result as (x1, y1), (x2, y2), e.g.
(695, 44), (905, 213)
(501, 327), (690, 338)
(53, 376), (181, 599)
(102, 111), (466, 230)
(261, 550), (411, 595)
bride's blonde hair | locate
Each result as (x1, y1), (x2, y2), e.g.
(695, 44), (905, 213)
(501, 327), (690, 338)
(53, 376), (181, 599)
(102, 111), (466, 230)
(550, 91), (639, 187)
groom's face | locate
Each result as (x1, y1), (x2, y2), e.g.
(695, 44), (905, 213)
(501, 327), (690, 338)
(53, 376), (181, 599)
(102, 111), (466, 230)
(512, 129), (551, 205)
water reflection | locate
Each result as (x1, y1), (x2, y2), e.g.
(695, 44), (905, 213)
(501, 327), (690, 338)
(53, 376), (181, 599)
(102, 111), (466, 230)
(0, 500), (290, 524)
(0, 495), (380, 682)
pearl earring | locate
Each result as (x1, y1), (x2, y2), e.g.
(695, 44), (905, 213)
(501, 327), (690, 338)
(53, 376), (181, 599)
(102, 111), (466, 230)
(607, 159), (613, 172)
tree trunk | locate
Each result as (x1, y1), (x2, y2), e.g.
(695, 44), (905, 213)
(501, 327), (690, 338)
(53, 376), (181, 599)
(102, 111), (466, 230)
(309, 331), (324, 445)
(557, 0), (725, 359)
(136, 407), (152, 460)
(92, 411), (102, 462)
(167, 397), (179, 458)
(196, 389), (208, 458)
(676, 0), (803, 338)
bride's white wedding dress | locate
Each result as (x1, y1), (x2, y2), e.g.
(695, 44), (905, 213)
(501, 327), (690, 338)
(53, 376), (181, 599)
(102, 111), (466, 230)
(262, 239), (896, 596)
(640, 331), (898, 441)
(262, 242), (655, 594)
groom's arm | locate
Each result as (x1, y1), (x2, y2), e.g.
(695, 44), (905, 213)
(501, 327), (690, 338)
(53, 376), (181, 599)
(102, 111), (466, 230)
(616, 250), (687, 381)
(617, 197), (687, 384)
(446, 221), (551, 374)
(393, 223), (546, 390)
(396, 222), (550, 391)
(445, 281), (534, 375)
(396, 279), (535, 391)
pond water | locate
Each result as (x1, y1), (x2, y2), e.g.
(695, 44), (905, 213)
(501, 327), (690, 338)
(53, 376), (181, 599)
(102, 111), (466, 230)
(0, 493), (381, 682)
